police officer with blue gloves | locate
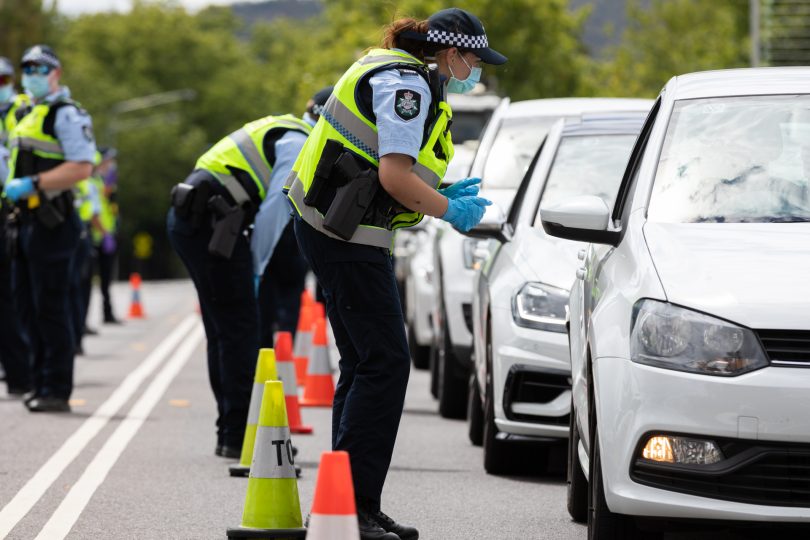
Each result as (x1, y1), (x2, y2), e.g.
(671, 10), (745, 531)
(3, 45), (97, 412)
(253, 87), (332, 346)
(285, 8), (505, 539)
(0, 55), (33, 396)
(167, 104), (313, 458)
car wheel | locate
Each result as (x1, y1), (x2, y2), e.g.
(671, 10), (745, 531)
(482, 335), (510, 475)
(588, 427), (650, 539)
(467, 372), (484, 446)
(407, 322), (431, 370)
(567, 399), (588, 523)
(429, 342), (439, 398)
(437, 319), (468, 419)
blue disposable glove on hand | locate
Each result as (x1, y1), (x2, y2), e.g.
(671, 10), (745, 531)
(441, 195), (492, 232)
(439, 177), (481, 200)
(3, 176), (35, 202)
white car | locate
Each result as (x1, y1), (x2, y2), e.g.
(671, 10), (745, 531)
(541, 68), (810, 537)
(469, 110), (650, 475)
(432, 97), (653, 419)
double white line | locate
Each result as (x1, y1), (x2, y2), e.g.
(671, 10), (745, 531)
(0, 314), (204, 539)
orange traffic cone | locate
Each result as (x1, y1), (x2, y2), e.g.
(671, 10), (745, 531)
(127, 273), (145, 319)
(312, 301), (325, 321)
(226, 382), (306, 539)
(301, 318), (334, 407)
(293, 305), (313, 388)
(274, 332), (312, 435)
(300, 289), (314, 308)
(306, 451), (359, 540)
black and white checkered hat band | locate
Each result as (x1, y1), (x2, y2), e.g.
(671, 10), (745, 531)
(426, 29), (488, 49)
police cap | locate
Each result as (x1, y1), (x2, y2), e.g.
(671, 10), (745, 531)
(403, 8), (507, 65)
(21, 45), (61, 69)
(0, 57), (14, 77)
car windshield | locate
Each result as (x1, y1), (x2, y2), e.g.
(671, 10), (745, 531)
(534, 134), (638, 223)
(649, 94), (810, 223)
(482, 116), (556, 189)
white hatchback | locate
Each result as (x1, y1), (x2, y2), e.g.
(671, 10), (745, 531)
(541, 68), (810, 537)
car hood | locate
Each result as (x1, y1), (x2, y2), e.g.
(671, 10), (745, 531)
(513, 226), (585, 292)
(643, 222), (810, 329)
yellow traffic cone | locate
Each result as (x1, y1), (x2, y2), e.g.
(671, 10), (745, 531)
(227, 381), (307, 539)
(229, 349), (278, 477)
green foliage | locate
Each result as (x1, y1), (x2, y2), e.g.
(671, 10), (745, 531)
(0, 0), (58, 65)
(585, 0), (749, 97)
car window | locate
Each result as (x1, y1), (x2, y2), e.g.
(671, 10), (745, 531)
(450, 110), (494, 144)
(507, 138), (546, 228)
(482, 116), (557, 189)
(649, 94), (810, 223)
(532, 134), (638, 226)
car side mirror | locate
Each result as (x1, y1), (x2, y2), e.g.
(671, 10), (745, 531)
(540, 196), (619, 246)
(462, 202), (510, 243)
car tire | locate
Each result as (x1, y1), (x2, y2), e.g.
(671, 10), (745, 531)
(567, 399), (588, 523)
(408, 322), (431, 370)
(467, 373), (484, 446)
(437, 318), (468, 419)
(482, 335), (510, 475)
(588, 428), (649, 539)
(429, 342), (439, 398)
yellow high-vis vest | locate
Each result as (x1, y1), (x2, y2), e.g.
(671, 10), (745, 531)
(285, 48), (454, 249)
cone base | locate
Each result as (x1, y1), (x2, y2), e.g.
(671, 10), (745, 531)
(226, 526), (307, 539)
(229, 464), (250, 477)
(289, 425), (313, 434)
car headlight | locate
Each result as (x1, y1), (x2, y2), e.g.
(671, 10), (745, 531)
(512, 282), (568, 333)
(630, 299), (768, 376)
(462, 238), (490, 270)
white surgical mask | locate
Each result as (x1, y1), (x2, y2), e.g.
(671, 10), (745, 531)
(0, 84), (13, 102)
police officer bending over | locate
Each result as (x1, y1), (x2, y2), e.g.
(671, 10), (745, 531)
(285, 8), (506, 540)
(167, 96), (317, 458)
(3, 45), (97, 412)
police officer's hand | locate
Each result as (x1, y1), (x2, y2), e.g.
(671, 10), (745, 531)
(441, 195), (492, 232)
(101, 234), (117, 255)
(4, 176), (36, 202)
(439, 177), (481, 200)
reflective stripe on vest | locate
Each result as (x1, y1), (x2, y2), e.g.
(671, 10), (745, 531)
(10, 136), (64, 156)
(287, 172), (394, 249)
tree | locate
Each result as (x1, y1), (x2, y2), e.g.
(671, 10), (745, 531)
(586, 0), (749, 97)
(0, 0), (58, 66)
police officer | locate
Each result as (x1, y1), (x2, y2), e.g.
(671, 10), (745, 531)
(94, 148), (121, 324)
(253, 86), (332, 345)
(3, 45), (97, 412)
(167, 106), (313, 458)
(285, 8), (505, 540)
(0, 56), (32, 396)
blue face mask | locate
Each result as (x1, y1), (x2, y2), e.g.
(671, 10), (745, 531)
(22, 74), (50, 99)
(0, 84), (13, 103)
(447, 54), (481, 94)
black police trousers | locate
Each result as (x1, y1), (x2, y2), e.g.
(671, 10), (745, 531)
(0, 229), (32, 392)
(293, 215), (410, 507)
(15, 211), (80, 399)
(167, 207), (256, 448)
(257, 220), (308, 347)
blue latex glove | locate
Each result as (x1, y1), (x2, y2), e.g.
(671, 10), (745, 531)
(441, 195), (492, 232)
(101, 234), (117, 255)
(3, 176), (35, 202)
(439, 177), (481, 200)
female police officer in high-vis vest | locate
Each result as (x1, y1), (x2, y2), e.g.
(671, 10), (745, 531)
(285, 8), (506, 540)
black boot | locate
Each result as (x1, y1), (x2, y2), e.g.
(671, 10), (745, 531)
(372, 509), (419, 540)
(357, 499), (400, 540)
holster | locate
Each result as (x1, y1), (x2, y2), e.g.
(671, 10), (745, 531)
(304, 139), (345, 211)
(207, 195), (245, 259)
(34, 191), (72, 229)
(170, 180), (211, 230)
(4, 208), (20, 259)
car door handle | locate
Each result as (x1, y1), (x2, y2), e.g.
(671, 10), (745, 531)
(577, 250), (586, 261)
(576, 268), (586, 280)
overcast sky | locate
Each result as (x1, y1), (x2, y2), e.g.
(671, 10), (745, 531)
(54, 0), (253, 16)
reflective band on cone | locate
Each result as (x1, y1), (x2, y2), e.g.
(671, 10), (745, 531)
(307, 451), (359, 540)
(226, 381), (306, 539)
(274, 332), (312, 435)
(300, 318), (334, 408)
(230, 349), (278, 477)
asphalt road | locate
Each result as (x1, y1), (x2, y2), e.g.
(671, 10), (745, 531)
(0, 280), (802, 539)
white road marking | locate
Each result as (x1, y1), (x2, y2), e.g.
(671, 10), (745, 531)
(0, 314), (199, 539)
(34, 324), (205, 539)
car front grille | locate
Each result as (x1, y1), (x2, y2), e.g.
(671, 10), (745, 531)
(632, 438), (810, 508)
(757, 330), (810, 367)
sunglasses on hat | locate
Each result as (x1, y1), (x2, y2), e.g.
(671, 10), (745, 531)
(22, 64), (53, 76)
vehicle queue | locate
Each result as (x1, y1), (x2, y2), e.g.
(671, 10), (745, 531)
(2, 7), (810, 539)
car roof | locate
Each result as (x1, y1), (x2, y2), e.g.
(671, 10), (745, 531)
(561, 112), (648, 137)
(503, 97), (653, 119)
(447, 93), (503, 111)
(668, 67), (810, 100)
